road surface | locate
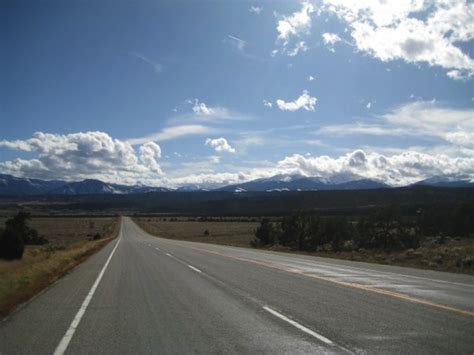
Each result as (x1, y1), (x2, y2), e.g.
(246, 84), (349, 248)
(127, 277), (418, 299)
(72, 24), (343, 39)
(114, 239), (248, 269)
(1, 217), (473, 354)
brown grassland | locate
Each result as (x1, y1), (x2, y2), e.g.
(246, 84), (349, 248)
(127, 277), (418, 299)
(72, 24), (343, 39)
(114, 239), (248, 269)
(134, 217), (258, 247)
(0, 217), (120, 318)
(134, 217), (474, 275)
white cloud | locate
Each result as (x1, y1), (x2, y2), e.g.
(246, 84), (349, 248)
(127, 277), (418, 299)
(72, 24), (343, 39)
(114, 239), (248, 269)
(168, 148), (474, 187)
(322, 0), (474, 79)
(322, 32), (342, 52)
(366, 102), (372, 109)
(446, 69), (474, 81)
(0, 132), (164, 183)
(322, 32), (341, 45)
(287, 41), (308, 56)
(205, 137), (236, 154)
(192, 99), (215, 116)
(139, 142), (163, 174)
(127, 124), (215, 145)
(249, 6), (263, 15)
(262, 99), (273, 108)
(276, 1), (315, 45)
(2, 131), (474, 187)
(381, 101), (474, 146)
(277, 149), (474, 186)
(276, 90), (317, 112)
(308, 75), (315, 81)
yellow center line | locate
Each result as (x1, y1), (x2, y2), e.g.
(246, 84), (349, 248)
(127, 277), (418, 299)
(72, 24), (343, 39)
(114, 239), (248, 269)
(180, 244), (474, 318)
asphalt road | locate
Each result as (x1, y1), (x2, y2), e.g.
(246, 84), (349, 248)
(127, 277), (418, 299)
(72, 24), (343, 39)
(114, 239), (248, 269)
(1, 217), (473, 354)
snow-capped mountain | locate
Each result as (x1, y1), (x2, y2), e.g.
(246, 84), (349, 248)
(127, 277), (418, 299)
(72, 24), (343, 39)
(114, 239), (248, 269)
(216, 174), (390, 192)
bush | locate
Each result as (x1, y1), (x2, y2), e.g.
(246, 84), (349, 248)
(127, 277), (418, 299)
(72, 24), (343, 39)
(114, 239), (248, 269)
(91, 233), (102, 241)
(203, 229), (210, 236)
(253, 218), (278, 246)
(0, 228), (24, 260)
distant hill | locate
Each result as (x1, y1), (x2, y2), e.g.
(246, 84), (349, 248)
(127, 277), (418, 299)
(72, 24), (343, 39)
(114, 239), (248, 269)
(216, 174), (389, 192)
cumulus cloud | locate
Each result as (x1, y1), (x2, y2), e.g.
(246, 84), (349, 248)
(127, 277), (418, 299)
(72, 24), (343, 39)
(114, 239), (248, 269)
(276, 90), (317, 111)
(2, 132), (473, 187)
(277, 1), (314, 43)
(322, 32), (342, 52)
(322, 0), (474, 79)
(0, 131), (164, 183)
(205, 137), (236, 154)
(167, 148), (474, 187)
(308, 75), (315, 81)
(275, 1), (314, 55)
(139, 142), (163, 174)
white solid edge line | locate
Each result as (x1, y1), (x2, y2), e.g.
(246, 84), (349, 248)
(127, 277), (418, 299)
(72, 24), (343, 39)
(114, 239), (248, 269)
(188, 265), (202, 273)
(263, 306), (333, 345)
(53, 235), (122, 355)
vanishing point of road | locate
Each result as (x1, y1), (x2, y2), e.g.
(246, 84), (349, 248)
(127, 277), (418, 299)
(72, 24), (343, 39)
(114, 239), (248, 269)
(1, 217), (473, 354)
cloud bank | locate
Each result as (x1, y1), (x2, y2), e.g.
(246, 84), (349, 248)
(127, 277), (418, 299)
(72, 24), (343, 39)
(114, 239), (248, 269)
(0, 132), (164, 184)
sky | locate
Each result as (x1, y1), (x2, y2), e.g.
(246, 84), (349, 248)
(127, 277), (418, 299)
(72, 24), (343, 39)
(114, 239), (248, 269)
(1, 0), (473, 188)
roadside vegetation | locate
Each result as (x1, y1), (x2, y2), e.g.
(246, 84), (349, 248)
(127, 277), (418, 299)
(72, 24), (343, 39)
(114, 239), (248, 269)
(253, 200), (474, 274)
(0, 214), (120, 318)
(133, 200), (473, 274)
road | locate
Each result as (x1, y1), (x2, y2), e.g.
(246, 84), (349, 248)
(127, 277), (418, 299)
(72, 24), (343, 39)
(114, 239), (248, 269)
(1, 217), (473, 354)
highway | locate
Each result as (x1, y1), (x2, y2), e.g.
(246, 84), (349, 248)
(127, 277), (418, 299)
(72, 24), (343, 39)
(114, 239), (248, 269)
(1, 217), (473, 354)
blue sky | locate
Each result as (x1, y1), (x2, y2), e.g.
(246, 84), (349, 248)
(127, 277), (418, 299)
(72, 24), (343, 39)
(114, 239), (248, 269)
(1, 0), (473, 187)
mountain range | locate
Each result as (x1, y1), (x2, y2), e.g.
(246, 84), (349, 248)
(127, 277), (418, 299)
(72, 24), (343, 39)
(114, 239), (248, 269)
(0, 173), (472, 196)
(0, 174), (170, 196)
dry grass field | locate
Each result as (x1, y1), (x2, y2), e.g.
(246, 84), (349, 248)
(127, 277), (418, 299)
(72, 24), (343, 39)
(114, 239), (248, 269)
(134, 217), (259, 247)
(0, 216), (120, 317)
